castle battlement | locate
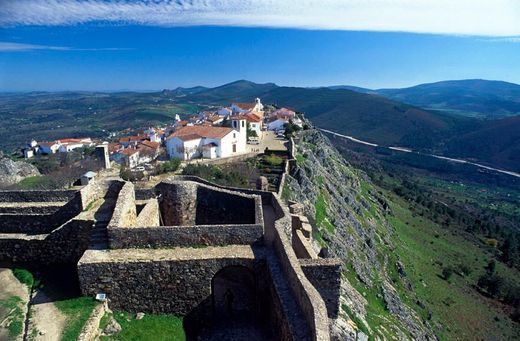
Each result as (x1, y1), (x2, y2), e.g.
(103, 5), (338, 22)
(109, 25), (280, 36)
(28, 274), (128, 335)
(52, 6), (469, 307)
(0, 176), (341, 341)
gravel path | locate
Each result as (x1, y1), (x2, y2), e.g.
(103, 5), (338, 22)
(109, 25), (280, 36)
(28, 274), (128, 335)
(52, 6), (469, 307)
(0, 268), (30, 341)
(28, 290), (68, 341)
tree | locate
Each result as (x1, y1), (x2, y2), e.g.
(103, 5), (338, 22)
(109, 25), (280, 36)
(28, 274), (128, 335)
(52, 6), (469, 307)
(246, 123), (257, 138)
(442, 267), (453, 280)
(158, 159), (181, 174)
(485, 260), (496, 275)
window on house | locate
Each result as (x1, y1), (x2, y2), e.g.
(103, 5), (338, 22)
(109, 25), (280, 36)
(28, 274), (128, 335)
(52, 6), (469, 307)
(233, 133), (236, 138)
(241, 121), (245, 128)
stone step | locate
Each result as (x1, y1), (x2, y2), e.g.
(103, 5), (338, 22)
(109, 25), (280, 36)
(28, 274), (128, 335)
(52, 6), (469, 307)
(264, 252), (311, 341)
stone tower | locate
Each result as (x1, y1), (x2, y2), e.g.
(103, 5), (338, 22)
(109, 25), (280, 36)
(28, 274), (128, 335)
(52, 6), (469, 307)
(95, 144), (111, 169)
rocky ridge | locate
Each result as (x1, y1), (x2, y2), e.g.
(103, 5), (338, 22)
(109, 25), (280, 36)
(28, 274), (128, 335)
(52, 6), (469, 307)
(0, 157), (40, 187)
(285, 129), (436, 340)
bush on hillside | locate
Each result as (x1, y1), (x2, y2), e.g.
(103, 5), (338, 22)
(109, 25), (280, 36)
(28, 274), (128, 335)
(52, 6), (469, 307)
(158, 159), (181, 174)
(442, 267), (454, 280)
(182, 164), (248, 188)
(264, 154), (284, 167)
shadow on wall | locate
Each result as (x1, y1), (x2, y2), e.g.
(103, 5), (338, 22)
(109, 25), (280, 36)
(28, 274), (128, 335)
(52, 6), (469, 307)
(195, 186), (255, 225)
(183, 264), (274, 341)
(157, 182), (256, 226)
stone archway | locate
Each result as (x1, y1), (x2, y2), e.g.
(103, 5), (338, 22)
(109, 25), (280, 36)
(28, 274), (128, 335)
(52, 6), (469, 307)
(211, 265), (256, 319)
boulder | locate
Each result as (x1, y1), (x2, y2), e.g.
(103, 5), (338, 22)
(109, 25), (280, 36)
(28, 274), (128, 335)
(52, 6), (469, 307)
(103, 317), (122, 335)
(0, 158), (40, 186)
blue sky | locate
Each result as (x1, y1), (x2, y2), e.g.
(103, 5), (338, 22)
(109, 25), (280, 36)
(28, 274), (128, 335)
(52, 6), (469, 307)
(1, 0), (519, 91)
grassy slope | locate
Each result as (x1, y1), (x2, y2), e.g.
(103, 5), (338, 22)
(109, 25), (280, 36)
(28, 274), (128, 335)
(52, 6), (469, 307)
(385, 190), (520, 340)
(101, 311), (185, 341)
(55, 297), (99, 341)
(0, 296), (24, 339)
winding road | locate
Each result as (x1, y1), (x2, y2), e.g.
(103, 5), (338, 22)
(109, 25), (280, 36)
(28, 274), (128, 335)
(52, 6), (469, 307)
(318, 128), (520, 179)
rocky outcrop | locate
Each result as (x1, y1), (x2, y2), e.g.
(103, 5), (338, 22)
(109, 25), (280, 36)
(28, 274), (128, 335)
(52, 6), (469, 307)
(286, 129), (436, 340)
(0, 158), (40, 186)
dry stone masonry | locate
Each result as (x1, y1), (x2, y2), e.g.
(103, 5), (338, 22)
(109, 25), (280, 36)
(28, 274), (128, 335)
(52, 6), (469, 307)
(0, 175), (342, 340)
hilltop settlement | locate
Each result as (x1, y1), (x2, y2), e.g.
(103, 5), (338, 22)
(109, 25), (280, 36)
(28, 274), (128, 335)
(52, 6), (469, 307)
(20, 98), (302, 169)
(0, 98), (342, 341)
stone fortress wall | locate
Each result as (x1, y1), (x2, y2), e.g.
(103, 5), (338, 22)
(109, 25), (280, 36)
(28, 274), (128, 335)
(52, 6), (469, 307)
(164, 176), (341, 340)
(0, 172), (342, 340)
(0, 180), (122, 265)
(107, 180), (264, 249)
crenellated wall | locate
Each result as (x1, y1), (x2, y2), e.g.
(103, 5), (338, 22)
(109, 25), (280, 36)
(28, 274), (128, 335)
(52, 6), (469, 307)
(300, 258), (342, 319)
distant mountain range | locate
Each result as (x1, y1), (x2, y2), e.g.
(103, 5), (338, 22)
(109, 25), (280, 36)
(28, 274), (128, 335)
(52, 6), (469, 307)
(328, 79), (520, 119)
(181, 80), (520, 171)
(1, 79), (519, 172)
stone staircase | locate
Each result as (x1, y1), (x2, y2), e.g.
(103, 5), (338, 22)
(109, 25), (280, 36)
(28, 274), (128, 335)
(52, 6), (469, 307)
(264, 250), (311, 341)
(89, 221), (109, 250)
(261, 203), (312, 340)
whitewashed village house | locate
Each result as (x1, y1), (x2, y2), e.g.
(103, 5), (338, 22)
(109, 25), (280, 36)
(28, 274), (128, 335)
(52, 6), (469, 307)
(231, 98), (264, 118)
(120, 148), (140, 168)
(267, 118), (289, 131)
(267, 107), (301, 131)
(231, 113), (263, 138)
(33, 137), (93, 156)
(166, 118), (247, 160)
(57, 138), (94, 153)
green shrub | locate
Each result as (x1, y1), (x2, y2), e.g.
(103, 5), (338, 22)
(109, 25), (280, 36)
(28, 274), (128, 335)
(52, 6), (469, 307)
(441, 267), (453, 280)
(264, 154), (284, 167)
(159, 159), (181, 173)
(13, 268), (34, 288)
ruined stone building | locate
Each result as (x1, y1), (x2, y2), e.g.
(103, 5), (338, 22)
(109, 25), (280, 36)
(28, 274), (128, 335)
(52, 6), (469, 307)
(0, 176), (341, 340)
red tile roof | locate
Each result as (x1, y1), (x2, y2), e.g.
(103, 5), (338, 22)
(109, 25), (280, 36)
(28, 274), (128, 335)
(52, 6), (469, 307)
(206, 115), (222, 123)
(139, 140), (161, 149)
(121, 148), (139, 156)
(168, 126), (233, 141)
(232, 102), (256, 110)
(175, 133), (202, 141)
(108, 143), (122, 153)
(119, 136), (144, 143)
(231, 113), (262, 123)
(39, 141), (59, 147)
(57, 138), (88, 144)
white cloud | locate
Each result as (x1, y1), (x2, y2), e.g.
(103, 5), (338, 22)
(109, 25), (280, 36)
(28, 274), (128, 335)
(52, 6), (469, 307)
(0, 41), (131, 52)
(0, 42), (70, 51)
(485, 37), (520, 43)
(0, 0), (519, 36)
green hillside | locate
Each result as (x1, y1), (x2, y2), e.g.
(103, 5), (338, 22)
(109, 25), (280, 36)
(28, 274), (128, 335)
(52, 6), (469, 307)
(376, 79), (520, 119)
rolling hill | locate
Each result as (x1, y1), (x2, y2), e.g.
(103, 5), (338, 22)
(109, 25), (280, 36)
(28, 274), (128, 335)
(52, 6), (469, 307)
(444, 115), (520, 171)
(184, 80), (519, 170)
(2, 79), (519, 171)
(330, 79), (520, 119)
(185, 80), (472, 147)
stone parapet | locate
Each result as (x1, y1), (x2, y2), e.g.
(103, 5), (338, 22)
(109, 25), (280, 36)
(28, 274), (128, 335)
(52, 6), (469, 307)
(78, 245), (260, 315)
(0, 217), (95, 264)
(299, 258), (342, 319)
(109, 223), (264, 249)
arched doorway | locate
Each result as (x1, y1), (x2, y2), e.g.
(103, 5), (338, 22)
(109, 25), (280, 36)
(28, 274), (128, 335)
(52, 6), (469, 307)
(211, 265), (256, 319)
(191, 265), (274, 340)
